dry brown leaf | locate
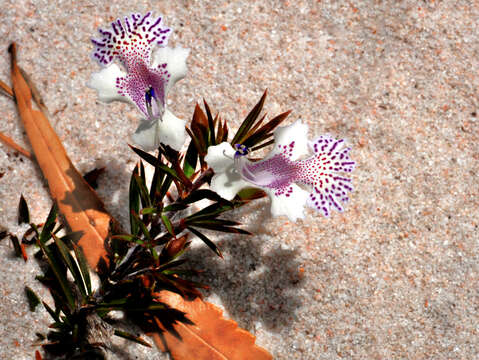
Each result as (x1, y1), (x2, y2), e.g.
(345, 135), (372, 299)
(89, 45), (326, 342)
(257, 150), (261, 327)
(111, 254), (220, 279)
(9, 43), (114, 270)
(0, 77), (14, 98)
(0, 131), (31, 158)
(152, 290), (273, 360)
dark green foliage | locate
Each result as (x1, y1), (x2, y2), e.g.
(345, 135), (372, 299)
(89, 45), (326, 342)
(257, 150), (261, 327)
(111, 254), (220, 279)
(231, 90), (291, 150)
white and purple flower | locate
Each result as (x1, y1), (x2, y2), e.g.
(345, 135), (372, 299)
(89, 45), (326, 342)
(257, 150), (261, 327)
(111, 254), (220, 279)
(205, 120), (355, 222)
(88, 12), (189, 150)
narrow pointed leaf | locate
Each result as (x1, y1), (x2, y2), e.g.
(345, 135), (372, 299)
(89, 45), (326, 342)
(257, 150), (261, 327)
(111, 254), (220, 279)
(216, 117), (225, 144)
(203, 100), (216, 145)
(114, 330), (152, 347)
(135, 172), (152, 209)
(232, 90), (267, 145)
(185, 126), (203, 158)
(37, 237), (75, 311)
(245, 113), (267, 136)
(163, 203), (189, 212)
(42, 301), (60, 322)
(181, 189), (232, 205)
(129, 145), (181, 183)
(72, 243), (91, 296)
(0, 131), (32, 158)
(190, 104), (208, 153)
(10, 235), (23, 258)
(39, 204), (58, 245)
(243, 110), (292, 147)
(158, 258), (189, 272)
(0, 77), (13, 97)
(183, 141), (198, 179)
(236, 188), (267, 202)
(161, 215), (175, 236)
(188, 222), (251, 235)
(129, 165), (141, 236)
(132, 211), (152, 242)
(187, 227), (222, 258)
(52, 234), (87, 298)
(129, 144), (158, 165)
(187, 218), (242, 227)
(251, 139), (274, 152)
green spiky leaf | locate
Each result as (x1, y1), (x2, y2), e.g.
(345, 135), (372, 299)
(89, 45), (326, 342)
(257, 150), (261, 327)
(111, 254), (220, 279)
(129, 165), (141, 236)
(187, 226), (223, 257)
(181, 189), (232, 205)
(72, 243), (91, 296)
(183, 141), (198, 178)
(39, 204), (58, 245)
(37, 237), (75, 311)
(161, 215), (174, 236)
(52, 234), (88, 299)
(232, 89), (267, 145)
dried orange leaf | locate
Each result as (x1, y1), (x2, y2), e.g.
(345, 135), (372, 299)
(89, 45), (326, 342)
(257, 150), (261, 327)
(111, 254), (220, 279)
(0, 77), (13, 98)
(0, 131), (31, 158)
(152, 290), (272, 360)
(9, 43), (114, 270)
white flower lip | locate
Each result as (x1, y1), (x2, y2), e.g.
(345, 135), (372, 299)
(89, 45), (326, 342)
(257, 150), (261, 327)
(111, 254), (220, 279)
(205, 142), (251, 201)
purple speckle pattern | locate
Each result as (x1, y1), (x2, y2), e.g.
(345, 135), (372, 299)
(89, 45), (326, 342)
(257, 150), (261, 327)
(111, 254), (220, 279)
(238, 135), (355, 217)
(92, 12), (171, 66)
(91, 12), (172, 119)
(299, 135), (355, 217)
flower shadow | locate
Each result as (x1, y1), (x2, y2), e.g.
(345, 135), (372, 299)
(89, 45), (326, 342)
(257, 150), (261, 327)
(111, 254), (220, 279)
(185, 207), (304, 332)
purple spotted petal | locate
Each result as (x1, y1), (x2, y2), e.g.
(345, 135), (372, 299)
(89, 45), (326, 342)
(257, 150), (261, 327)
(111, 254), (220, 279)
(299, 135), (355, 216)
(92, 12), (171, 68)
(234, 133), (355, 218)
(91, 12), (172, 120)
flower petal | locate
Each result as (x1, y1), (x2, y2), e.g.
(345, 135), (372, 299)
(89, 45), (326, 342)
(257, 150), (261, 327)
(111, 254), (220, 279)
(92, 12), (171, 67)
(205, 143), (251, 200)
(159, 109), (187, 150)
(151, 46), (190, 93)
(131, 108), (186, 151)
(205, 142), (237, 173)
(267, 183), (309, 222)
(210, 171), (250, 201)
(87, 64), (131, 104)
(269, 120), (309, 161)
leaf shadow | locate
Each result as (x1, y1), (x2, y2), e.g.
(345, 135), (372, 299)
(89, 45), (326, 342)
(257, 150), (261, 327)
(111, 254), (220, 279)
(185, 204), (305, 332)
(61, 156), (132, 221)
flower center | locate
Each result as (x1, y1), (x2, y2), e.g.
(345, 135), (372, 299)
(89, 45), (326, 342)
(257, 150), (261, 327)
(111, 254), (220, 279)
(145, 86), (159, 119)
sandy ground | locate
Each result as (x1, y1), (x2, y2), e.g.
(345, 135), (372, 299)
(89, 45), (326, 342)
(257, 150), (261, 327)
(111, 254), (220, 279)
(0, 1), (478, 359)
